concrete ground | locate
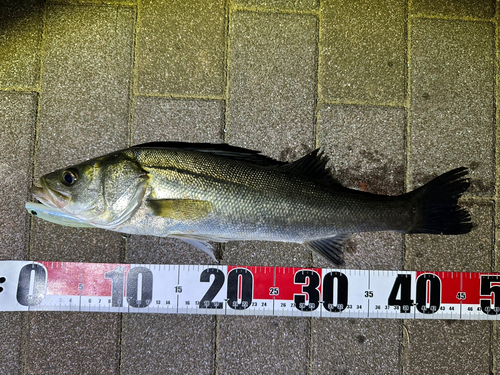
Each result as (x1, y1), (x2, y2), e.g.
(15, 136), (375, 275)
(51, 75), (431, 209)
(0, 0), (497, 374)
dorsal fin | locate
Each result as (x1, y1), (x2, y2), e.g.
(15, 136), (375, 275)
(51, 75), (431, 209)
(279, 149), (343, 188)
(131, 142), (287, 167)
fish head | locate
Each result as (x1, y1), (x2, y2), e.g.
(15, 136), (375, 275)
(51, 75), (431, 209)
(31, 151), (149, 227)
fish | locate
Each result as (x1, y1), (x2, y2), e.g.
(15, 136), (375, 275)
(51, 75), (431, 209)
(29, 142), (472, 265)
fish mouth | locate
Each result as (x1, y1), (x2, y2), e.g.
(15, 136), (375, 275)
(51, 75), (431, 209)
(30, 178), (70, 209)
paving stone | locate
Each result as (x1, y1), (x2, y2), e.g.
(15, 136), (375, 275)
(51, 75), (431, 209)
(0, 92), (37, 260)
(25, 312), (121, 374)
(405, 18), (494, 364)
(136, 0), (226, 96)
(320, 0), (406, 104)
(311, 319), (402, 374)
(35, 4), (134, 173)
(217, 316), (310, 374)
(233, 0), (318, 10)
(410, 0), (495, 19)
(131, 96), (225, 145)
(318, 104), (407, 195)
(121, 314), (216, 375)
(0, 312), (24, 374)
(409, 18), (495, 195)
(403, 320), (491, 374)
(226, 11), (317, 160)
(27, 4), (135, 374)
(0, 0), (43, 89)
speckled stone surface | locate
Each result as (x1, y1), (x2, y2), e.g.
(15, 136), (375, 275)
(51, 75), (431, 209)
(121, 314), (216, 375)
(403, 320), (491, 374)
(0, 312), (24, 374)
(318, 104), (407, 195)
(223, 241), (313, 267)
(311, 319), (403, 374)
(226, 11), (317, 160)
(409, 18), (495, 195)
(233, 0), (319, 10)
(35, 4), (135, 173)
(0, 93), (36, 260)
(217, 316), (310, 374)
(25, 312), (121, 374)
(136, 0), (226, 96)
(0, 0), (43, 89)
(131, 96), (225, 145)
(410, 0), (495, 18)
(320, 0), (407, 104)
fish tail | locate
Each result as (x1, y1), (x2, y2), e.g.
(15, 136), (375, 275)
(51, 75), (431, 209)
(407, 167), (472, 235)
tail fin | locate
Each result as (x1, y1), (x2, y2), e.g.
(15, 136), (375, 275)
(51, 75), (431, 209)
(408, 167), (472, 235)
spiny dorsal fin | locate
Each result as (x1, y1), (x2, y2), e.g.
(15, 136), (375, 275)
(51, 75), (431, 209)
(279, 149), (343, 189)
(146, 199), (213, 220)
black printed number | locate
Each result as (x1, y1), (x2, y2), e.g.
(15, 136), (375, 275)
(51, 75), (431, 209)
(227, 268), (253, 310)
(126, 267), (153, 308)
(105, 266), (153, 308)
(323, 272), (348, 312)
(415, 273), (441, 314)
(388, 274), (413, 313)
(17, 264), (47, 306)
(480, 275), (500, 315)
(294, 270), (320, 311)
(199, 268), (225, 309)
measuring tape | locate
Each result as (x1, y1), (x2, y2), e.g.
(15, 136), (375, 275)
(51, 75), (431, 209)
(1, 261), (500, 320)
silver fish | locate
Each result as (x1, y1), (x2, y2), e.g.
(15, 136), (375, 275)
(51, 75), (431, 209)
(29, 142), (472, 264)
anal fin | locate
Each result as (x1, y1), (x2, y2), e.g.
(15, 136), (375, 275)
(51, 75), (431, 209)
(170, 236), (218, 262)
(304, 234), (350, 265)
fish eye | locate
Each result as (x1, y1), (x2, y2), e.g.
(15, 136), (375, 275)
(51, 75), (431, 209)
(62, 169), (78, 186)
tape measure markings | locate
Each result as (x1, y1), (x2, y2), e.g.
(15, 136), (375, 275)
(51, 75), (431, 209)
(1, 261), (499, 320)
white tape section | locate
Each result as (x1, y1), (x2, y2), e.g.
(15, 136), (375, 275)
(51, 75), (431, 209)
(0, 261), (499, 320)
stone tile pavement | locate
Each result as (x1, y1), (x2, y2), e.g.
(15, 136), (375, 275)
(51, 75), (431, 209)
(0, 0), (497, 373)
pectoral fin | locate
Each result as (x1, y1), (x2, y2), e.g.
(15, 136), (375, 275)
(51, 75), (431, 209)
(304, 234), (350, 265)
(146, 199), (213, 220)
